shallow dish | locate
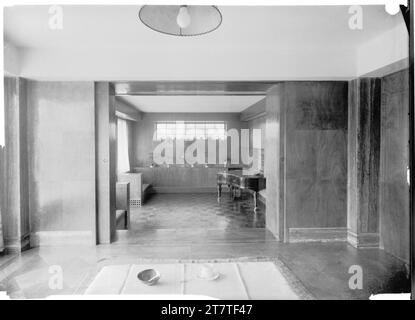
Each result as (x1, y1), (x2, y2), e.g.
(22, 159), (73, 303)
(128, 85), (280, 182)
(137, 269), (161, 286)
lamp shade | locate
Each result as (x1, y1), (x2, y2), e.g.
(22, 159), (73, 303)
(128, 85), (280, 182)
(139, 5), (222, 36)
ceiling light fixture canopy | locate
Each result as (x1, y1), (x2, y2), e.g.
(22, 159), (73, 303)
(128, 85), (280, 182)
(139, 5), (222, 36)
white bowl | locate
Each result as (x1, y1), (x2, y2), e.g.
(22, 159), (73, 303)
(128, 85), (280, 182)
(197, 264), (220, 281)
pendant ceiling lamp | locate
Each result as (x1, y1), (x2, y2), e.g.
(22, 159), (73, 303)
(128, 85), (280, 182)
(139, 5), (222, 36)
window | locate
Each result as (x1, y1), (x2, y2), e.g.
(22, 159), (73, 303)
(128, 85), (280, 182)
(117, 118), (130, 174)
(155, 121), (226, 141)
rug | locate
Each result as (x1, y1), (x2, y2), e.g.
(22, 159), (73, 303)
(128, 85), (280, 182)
(85, 261), (313, 300)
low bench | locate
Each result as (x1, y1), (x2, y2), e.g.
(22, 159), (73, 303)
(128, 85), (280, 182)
(118, 173), (152, 207)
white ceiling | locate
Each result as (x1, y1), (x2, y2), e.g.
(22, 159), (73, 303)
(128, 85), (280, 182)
(3, 5), (407, 80)
(4, 5), (402, 49)
(118, 95), (265, 113)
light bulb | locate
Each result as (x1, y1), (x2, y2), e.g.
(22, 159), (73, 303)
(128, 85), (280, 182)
(177, 6), (191, 29)
(385, 2), (400, 15)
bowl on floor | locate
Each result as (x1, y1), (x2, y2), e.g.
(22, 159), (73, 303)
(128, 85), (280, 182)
(137, 269), (161, 286)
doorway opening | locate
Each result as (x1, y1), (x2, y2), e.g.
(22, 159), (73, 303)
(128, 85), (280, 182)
(111, 81), (274, 255)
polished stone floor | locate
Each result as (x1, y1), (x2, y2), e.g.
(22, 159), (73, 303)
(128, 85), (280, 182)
(0, 242), (409, 299)
(124, 193), (266, 231)
(0, 194), (410, 299)
(115, 193), (267, 246)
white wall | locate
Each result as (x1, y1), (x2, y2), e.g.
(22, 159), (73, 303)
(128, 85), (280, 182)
(5, 5), (409, 81)
(11, 19), (409, 81)
(17, 24), (409, 82)
(357, 21), (408, 76)
(4, 41), (20, 76)
(19, 45), (356, 81)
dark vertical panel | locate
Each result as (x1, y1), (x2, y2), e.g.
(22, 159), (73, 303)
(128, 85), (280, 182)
(380, 69), (410, 263)
(18, 79), (30, 242)
(95, 82), (117, 244)
(265, 82), (348, 242)
(409, 0), (414, 300)
(347, 78), (381, 248)
(3, 76), (20, 250)
(3, 77), (30, 251)
(285, 82), (348, 230)
(109, 93), (117, 240)
(359, 78), (381, 233)
(348, 79), (359, 234)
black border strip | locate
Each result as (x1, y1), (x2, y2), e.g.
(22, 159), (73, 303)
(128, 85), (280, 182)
(409, 0), (415, 301)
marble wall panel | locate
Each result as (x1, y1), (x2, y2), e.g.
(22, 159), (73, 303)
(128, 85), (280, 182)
(95, 82), (117, 244)
(265, 84), (285, 239)
(284, 82), (348, 231)
(287, 82), (348, 131)
(347, 78), (381, 248)
(265, 82), (348, 241)
(380, 69), (410, 263)
(26, 81), (96, 245)
(316, 130), (347, 181)
(2, 77), (30, 251)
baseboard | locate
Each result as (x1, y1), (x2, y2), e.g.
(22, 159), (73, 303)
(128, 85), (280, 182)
(347, 230), (379, 248)
(3, 233), (31, 253)
(151, 187), (219, 194)
(30, 231), (95, 247)
(288, 227), (347, 243)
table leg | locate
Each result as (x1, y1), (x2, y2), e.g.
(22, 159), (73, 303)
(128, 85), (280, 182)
(253, 192), (258, 212)
(217, 184), (222, 201)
